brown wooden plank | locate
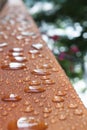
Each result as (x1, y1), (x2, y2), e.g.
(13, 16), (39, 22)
(0, 0), (87, 130)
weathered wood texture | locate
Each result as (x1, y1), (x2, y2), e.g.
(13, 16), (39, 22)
(0, 0), (87, 130)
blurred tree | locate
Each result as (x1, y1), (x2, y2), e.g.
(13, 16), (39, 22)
(23, 0), (87, 81)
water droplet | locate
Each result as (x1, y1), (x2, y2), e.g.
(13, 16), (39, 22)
(32, 43), (43, 50)
(29, 80), (41, 86)
(0, 48), (3, 52)
(21, 32), (35, 36)
(55, 103), (64, 109)
(0, 42), (8, 47)
(29, 49), (40, 54)
(9, 52), (23, 57)
(8, 117), (48, 130)
(11, 103), (17, 108)
(43, 107), (52, 113)
(24, 106), (34, 113)
(1, 62), (26, 70)
(57, 90), (66, 96)
(42, 79), (55, 85)
(41, 76), (50, 80)
(40, 64), (52, 69)
(24, 86), (46, 93)
(59, 114), (66, 120)
(31, 69), (51, 76)
(10, 56), (27, 62)
(9, 48), (23, 52)
(2, 94), (22, 102)
(52, 68), (59, 72)
(74, 109), (83, 116)
(52, 96), (64, 103)
(43, 113), (49, 118)
(68, 103), (78, 109)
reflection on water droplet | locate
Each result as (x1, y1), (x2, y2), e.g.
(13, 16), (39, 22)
(0, 42), (8, 47)
(31, 69), (51, 76)
(2, 94), (22, 102)
(21, 32), (35, 36)
(52, 96), (64, 103)
(32, 43), (43, 50)
(74, 109), (83, 116)
(41, 76), (50, 80)
(8, 117), (48, 130)
(24, 86), (46, 93)
(1, 62), (26, 70)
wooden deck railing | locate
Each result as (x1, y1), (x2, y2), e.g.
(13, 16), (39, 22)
(0, 0), (87, 130)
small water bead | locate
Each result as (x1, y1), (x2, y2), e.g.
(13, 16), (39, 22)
(0, 42), (8, 47)
(59, 114), (66, 121)
(74, 109), (83, 116)
(57, 90), (66, 96)
(40, 64), (52, 69)
(41, 76), (50, 80)
(24, 86), (46, 93)
(8, 117), (48, 130)
(52, 96), (64, 103)
(55, 103), (64, 109)
(42, 79), (55, 85)
(24, 106), (34, 113)
(43, 107), (52, 113)
(1, 62), (26, 70)
(68, 103), (78, 109)
(31, 69), (51, 76)
(11, 103), (17, 108)
(9, 48), (23, 52)
(16, 35), (23, 40)
(29, 80), (41, 86)
(2, 94), (22, 102)
(32, 43), (43, 50)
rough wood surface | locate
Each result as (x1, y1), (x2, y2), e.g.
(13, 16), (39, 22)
(0, 0), (87, 130)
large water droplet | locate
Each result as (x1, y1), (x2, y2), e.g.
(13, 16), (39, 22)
(8, 117), (48, 130)
(1, 62), (26, 70)
(10, 56), (27, 62)
(52, 96), (64, 103)
(2, 94), (22, 102)
(32, 43), (43, 50)
(24, 86), (46, 93)
(0, 42), (8, 47)
(9, 52), (23, 57)
(9, 48), (23, 52)
(31, 69), (51, 76)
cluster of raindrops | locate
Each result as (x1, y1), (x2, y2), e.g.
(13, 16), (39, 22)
(0, 4), (86, 130)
